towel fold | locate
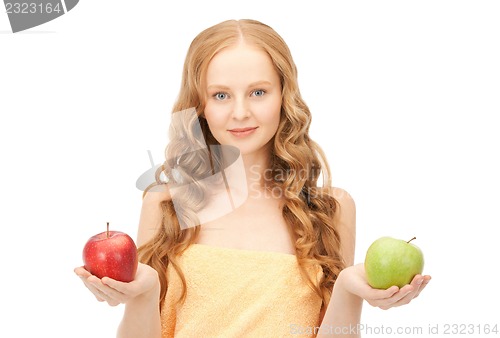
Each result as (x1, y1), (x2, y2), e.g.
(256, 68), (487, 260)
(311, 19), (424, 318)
(161, 243), (324, 338)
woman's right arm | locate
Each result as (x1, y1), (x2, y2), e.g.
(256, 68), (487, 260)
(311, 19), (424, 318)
(112, 263), (161, 338)
(116, 186), (171, 338)
(75, 185), (170, 338)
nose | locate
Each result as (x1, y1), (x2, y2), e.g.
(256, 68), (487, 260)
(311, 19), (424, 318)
(231, 97), (250, 120)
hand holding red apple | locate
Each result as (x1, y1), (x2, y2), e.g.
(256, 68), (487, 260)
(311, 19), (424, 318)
(82, 222), (138, 282)
(74, 262), (160, 307)
(75, 222), (160, 307)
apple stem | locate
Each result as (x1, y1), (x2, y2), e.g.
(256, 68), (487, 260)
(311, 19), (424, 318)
(407, 236), (416, 243)
(107, 222), (109, 238)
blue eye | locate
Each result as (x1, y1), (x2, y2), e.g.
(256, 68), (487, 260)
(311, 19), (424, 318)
(252, 89), (266, 97)
(214, 92), (228, 100)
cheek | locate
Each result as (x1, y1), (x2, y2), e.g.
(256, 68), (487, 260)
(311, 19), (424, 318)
(258, 98), (282, 127)
(203, 103), (227, 130)
(205, 104), (220, 126)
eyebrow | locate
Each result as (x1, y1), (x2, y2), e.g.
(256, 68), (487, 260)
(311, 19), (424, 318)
(207, 80), (273, 90)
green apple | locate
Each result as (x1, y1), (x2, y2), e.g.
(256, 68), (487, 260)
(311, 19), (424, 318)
(364, 236), (424, 289)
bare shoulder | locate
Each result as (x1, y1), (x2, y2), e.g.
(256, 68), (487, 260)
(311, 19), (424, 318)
(137, 185), (171, 247)
(331, 187), (354, 202)
(321, 187), (356, 213)
(321, 186), (356, 266)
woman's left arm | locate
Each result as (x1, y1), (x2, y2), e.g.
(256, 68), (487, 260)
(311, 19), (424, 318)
(316, 188), (431, 338)
(316, 187), (361, 337)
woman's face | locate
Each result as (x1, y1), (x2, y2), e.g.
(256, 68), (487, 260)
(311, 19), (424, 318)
(204, 43), (282, 158)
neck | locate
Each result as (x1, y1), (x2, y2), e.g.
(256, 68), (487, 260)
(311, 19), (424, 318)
(240, 143), (277, 197)
(217, 143), (274, 200)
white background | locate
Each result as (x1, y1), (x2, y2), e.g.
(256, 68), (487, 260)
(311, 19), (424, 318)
(1, 1), (499, 337)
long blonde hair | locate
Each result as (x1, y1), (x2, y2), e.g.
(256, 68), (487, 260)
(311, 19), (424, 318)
(138, 19), (345, 314)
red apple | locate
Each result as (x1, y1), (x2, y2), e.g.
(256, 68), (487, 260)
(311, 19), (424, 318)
(82, 222), (138, 282)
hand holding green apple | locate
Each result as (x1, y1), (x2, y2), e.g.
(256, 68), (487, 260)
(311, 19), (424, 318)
(364, 236), (424, 289)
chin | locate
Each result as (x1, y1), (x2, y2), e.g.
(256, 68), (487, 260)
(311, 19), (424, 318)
(240, 144), (273, 158)
(231, 145), (254, 156)
(215, 136), (273, 158)
(222, 144), (258, 157)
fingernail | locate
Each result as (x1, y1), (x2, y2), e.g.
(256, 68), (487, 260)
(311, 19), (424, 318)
(417, 278), (424, 285)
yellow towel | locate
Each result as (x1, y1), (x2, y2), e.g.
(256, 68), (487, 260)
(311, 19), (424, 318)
(161, 243), (324, 338)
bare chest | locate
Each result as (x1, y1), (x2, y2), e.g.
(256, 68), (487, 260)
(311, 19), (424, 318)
(195, 197), (296, 254)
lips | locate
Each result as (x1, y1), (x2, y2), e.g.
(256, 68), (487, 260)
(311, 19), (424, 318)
(228, 127), (258, 132)
(228, 127), (258, 137)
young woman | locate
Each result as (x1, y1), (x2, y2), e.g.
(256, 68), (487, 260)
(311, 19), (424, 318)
(75, 19), (431, 338)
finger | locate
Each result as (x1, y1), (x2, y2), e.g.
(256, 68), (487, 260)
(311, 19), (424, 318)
(81, 275), (121, 303)
(372, 279), (418, 309)
(395, 274), (425, 297)
(76, 272), (118, 305)
(410, 274), (424, 286)
(408, 275), (425, 296)
(94, 294), (106, 302)
(101, 277), (144, 300)
(365, 286), (399, 308)
(376, 286), (414, 309)
(401, 275), (426, 299)
(81, 279), (106, 302)
(370, 285), (399, 300)
(379, 275), (430, 309)
(92, 288), (119, 306)
(413, 275), (431, 299)
(370, 275), (431, 309)
(383, 288), (417, 309)
(392, 275), (423, 296)
(89, 283), (120, 305)
(101, 277), (132, 294)
(90, 278), (127, 304)
(77, 273), (101, 293)
(74, 266), (91, 278)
